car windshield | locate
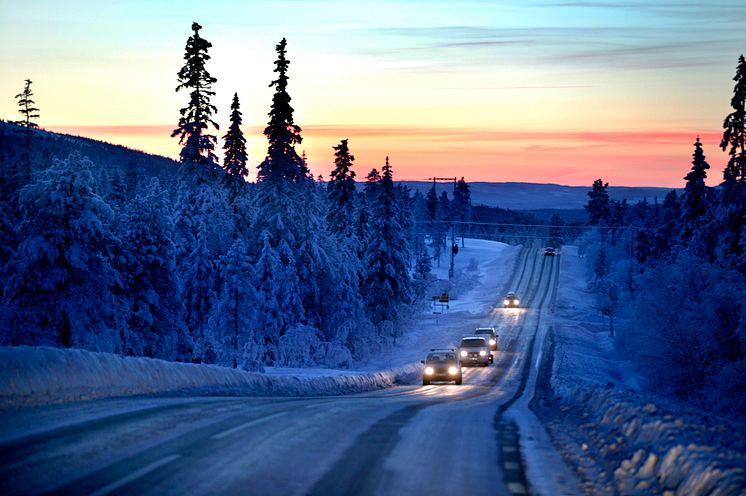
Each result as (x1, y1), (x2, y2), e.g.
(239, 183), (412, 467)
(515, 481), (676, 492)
(475, 329), (493, 336)
(461, 338), (486, 347)
(426, 352), (457, 363)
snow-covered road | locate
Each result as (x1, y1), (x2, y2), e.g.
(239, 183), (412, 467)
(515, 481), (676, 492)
(0, 247), (578, 495)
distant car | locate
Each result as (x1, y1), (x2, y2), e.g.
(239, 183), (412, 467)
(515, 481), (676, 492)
(474, 327), (498, 352)
(544, 247), (557, 256)
(459, 336), (491, 366)
(422, 349), (462, 385)
(503, 292), (520, 308)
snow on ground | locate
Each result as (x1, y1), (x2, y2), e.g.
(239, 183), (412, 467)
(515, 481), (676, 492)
(363, 238), (518, 371)
(0, 239), (517, 410)
(533, 245), (746, 495)
(0, 346), (421, 410)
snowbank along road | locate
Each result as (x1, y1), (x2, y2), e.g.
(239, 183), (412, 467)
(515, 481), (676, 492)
(0, 247), (575, 496)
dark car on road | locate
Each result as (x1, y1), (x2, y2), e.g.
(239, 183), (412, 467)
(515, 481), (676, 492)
(544, 247), (557, 256)
(474, 327), (498, 352)
(503, 292), (520, 308)
(459, 336), (492, 366)
(422, 349), (462, 385)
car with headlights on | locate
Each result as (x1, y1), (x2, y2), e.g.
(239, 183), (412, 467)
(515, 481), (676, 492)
(421, 349), (462, 385)
(474, 327), (498, 352)
(544, 247), (557, 256)
(503, 292), (520, 308)
(459, 336), (492, 366)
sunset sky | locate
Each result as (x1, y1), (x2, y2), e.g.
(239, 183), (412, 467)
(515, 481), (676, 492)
(1, 0), (744, 186)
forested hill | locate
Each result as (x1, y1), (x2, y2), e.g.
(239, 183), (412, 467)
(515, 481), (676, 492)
(400, 181), (679, 210)
(0, 121), (178, 183)
(1, 122), (676, 211)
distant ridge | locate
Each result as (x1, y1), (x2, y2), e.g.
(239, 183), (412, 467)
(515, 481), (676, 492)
(399, 181), (679, 210)
(0, 121), (178, 180)
(1, 123), (676, 211)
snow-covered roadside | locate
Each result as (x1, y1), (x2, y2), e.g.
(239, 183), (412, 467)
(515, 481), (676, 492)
(532, 246), (746, 495)
(361, 239), (518, 371)
(0, 239), (516, 410)
(0, 346), (420, 410)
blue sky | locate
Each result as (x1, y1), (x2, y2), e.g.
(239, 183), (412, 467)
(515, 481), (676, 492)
(1, 0), (744, 185)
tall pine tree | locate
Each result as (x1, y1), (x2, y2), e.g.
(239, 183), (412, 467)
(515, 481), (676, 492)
(718, 54), (746, 270)
(363, 157), (412, 335)
(681, 137), (710, 233)
(327, 139), (357, 237)
(15, 79), (40, 128)
(257, 38), (305, 183)
(721, 54), (746, 196)
(171, 22), (220, 174)
(586, 179), (611, 225)
(222, 92), (248, 194)
(452, 176), (472, 246)
(14, 79), (40, 184)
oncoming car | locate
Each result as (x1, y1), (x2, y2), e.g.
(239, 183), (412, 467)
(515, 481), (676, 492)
(474, 327), (498, 352)
(503, 292), (520, 308)
(459, 336), (492, 366)
(421, 349), (462, 385)
(544, 247), (557, 256)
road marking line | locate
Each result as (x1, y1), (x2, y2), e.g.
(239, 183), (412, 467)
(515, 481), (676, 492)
(211, 411), (288, 440)
(90, 454), (180, 496)
(504, 461), (521, 470)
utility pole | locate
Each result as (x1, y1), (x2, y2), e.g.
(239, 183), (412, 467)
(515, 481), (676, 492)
(449, 223), (456, 279)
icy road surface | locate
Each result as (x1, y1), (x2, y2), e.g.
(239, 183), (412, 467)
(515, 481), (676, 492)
(0, 248), (579, 495)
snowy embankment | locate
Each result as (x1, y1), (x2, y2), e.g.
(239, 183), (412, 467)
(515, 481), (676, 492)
(0, 238), (514, 410)
(0, 346), (420, 410)
(533, 246), (746, 495)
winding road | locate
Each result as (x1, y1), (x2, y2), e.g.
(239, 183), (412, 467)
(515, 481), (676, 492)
(0, 247), (562, 496)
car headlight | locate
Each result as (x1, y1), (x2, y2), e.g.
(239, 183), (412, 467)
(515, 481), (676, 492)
(448, 366), (459, 375)
(479, 350), (487, 356)
(460, 350), (467, 357)
(425, 367), (434, 375)
(503, 299), (509, 305)
(514, 300), (520, 305)
(489, 339), (496, 345)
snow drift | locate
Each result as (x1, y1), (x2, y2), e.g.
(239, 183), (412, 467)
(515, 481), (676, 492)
(0, 346), (420, 410)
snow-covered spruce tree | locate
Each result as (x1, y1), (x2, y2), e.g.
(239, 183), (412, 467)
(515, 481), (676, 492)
(252, 233), (304, 365)
(257, 38), (305, 183)
(718, 54), (746, 270)
(3, 152), (123, 350)
(354, 168), (381, 256)
(680, 137), (711, 241)
(209, 237), (262, 370)
(362, 157), (413, 340)
(585, 178), (611, 225)
(326, 138), (357, 238)
(182, 224), (218, 364)
(222, 92), (248, 197)
(173, 179), (234, 364)
(171, 22), (220, 176)
(0, 201), (16, 331)
(645, 189), (681, 262)
(173, 179), (234, 263)
(118, 178), (186, 360)
(14, 79), (40, 185)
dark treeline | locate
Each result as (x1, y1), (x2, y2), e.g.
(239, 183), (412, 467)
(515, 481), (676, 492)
(579, 55), (746, 418)
(0, 24), (475, 369)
